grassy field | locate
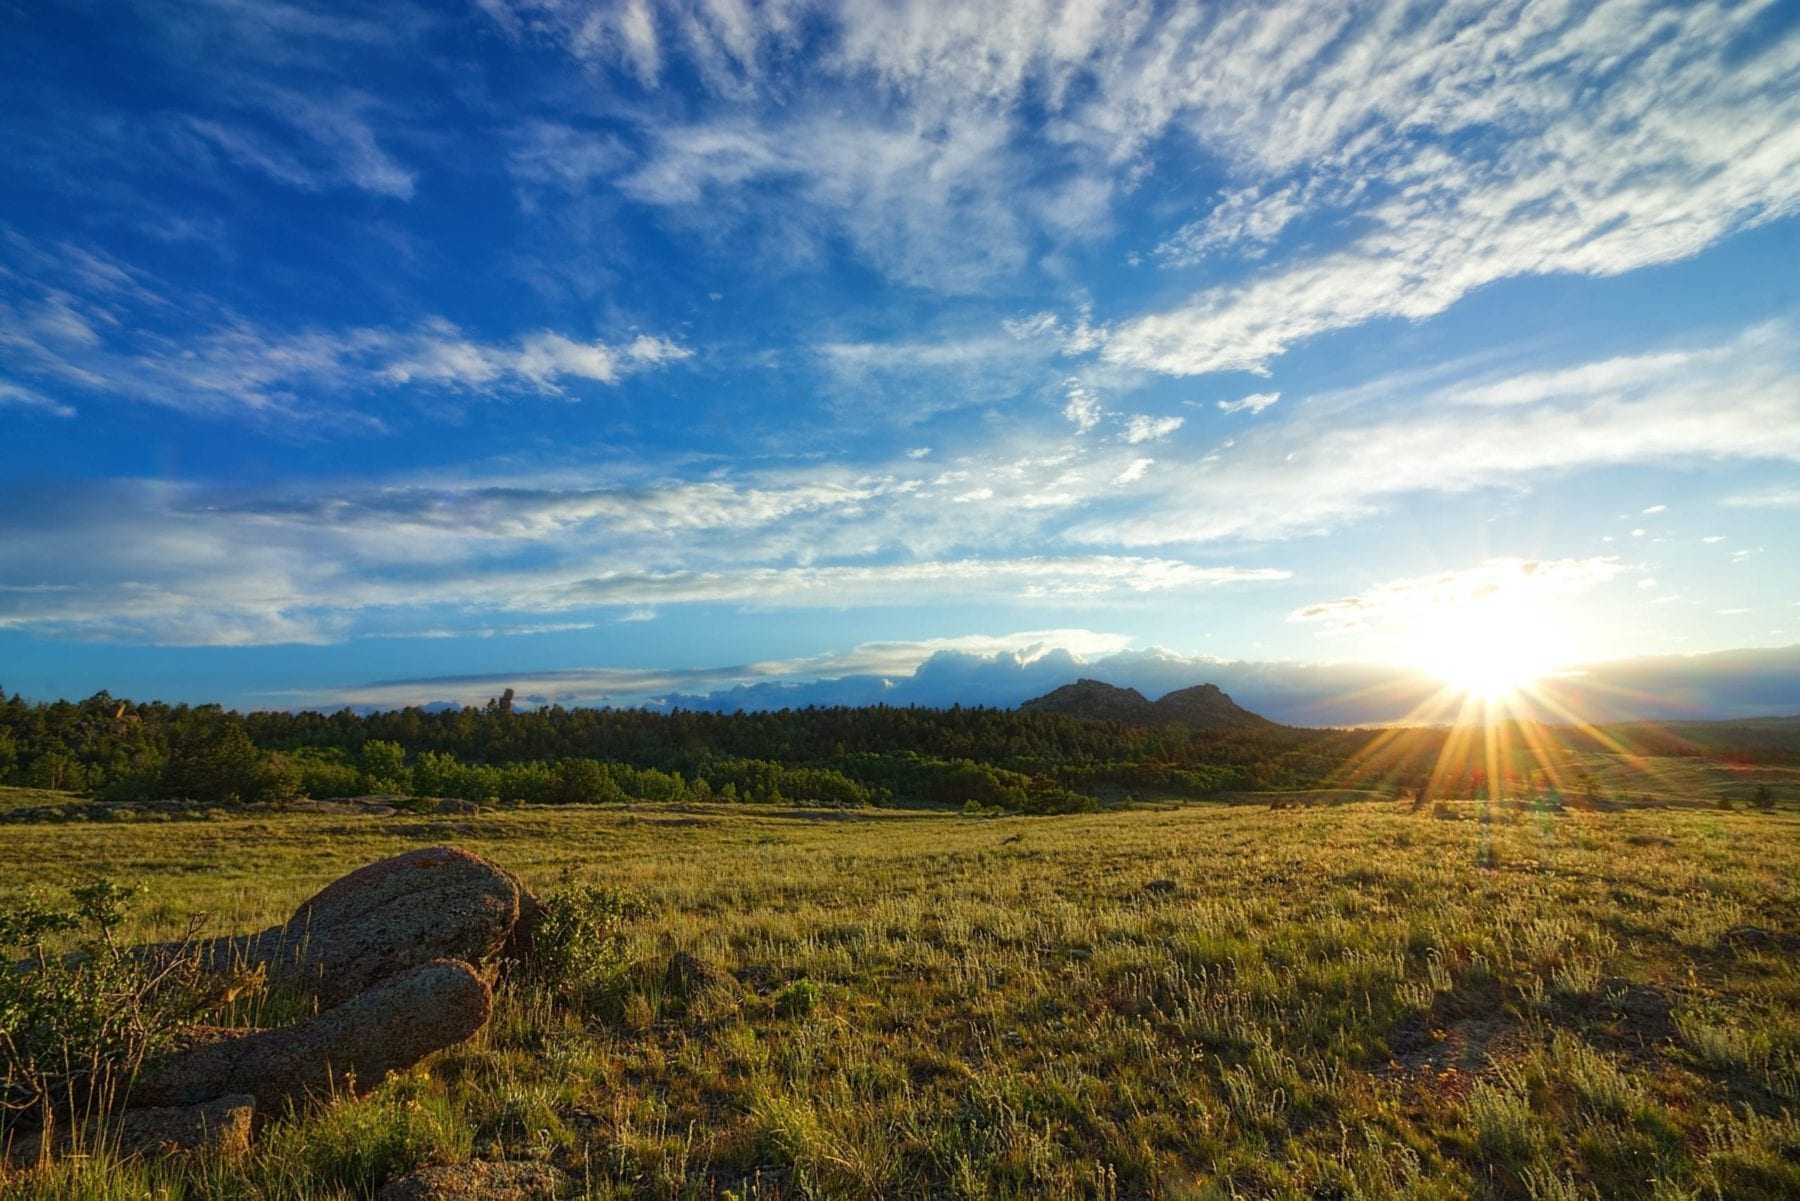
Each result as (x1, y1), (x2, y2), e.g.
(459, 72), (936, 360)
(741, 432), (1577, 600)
(2, 789), (1797, 1199)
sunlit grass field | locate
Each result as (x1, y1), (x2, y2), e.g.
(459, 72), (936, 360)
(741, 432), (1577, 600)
(2, 788), (1797, 1199)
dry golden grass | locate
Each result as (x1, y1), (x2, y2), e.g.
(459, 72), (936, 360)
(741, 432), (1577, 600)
(2, 794), (1797, 1199)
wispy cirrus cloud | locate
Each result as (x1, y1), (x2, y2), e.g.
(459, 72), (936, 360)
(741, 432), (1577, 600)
(487, 0), (1797, 357)
(1289, 558), (1628, 634)
(0, 238), (690, 415)
(1071, 321), (1800, 546)
(1103, 2), (1800, 376)
(0, 454), (1289, 646)
(0, 380), (75, 417)
(1216, 391), (1278, 416)
(1726, 487), (1800, 509)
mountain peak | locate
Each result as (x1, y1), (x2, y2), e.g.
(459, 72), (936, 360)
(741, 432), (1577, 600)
(1018, 678), (1154, 722)
(1019, 679), (1273, 729)
(1151, 683), (1269, 729)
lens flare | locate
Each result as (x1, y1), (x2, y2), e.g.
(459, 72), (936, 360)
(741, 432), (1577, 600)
(1413, 604), (1567, 703)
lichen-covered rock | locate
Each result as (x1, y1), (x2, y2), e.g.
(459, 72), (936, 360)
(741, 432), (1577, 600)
(120, 1093), (256, 1157)
(165, 846), (540, 1007)
(279, 846), (534, 1006)
(377, 1160), (565, 1200)
(133, 959), (492, 1116)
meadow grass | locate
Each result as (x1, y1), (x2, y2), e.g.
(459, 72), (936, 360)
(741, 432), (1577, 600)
(1, 791), (1796, 1199)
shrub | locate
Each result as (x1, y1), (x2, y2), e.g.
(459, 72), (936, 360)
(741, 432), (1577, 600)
(0, 880), (201, 1160)
(775, 977), (821, 1019)
(512, 875), (637, 1011)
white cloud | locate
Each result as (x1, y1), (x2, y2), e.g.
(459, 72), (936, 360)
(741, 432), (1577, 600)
(1063, 380), (1102, 433)
(549, 558), (1286, 609)
(0, 380), (75, 418)
(506, 120), (630, 190)
(1003, 311), (1059, 339)
(0, 241), (693, 413)
(1217, 391), (1279, 416)
(1070, 323), (1800, 546)
(1099, 2), (1800, 376)
(1290, 557), (1626, 633)
(1642, 504), (1667, 514)
(1122, 414), (1182, 444)
(483, 2), (1786, 311)
(1726, 487), (1800, 508)
(812, 328), (1057, 422)
(616, 110), (1033, 290)
(183, 86), (416, 199)
(512, 331), (691, 386)
(1113, 457), (1153, 485)
(482, 0), (1800, 349)
(0, 453), (1292, 645)
(285, 626), (1146, 710)
(1155, 183), (1304, 265)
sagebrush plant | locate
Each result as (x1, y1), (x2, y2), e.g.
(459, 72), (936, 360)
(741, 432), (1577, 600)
(511, 873), (639, 1012)
(0, 879), (201, 1163)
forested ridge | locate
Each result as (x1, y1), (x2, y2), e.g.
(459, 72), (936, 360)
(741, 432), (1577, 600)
(0, 686), (1790, 814)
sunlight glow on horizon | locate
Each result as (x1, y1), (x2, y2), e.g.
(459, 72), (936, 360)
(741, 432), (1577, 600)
(1409, 602), (1573, 705)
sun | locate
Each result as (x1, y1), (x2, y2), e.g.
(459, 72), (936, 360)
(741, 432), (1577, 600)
(1412, 604), (1565, 702)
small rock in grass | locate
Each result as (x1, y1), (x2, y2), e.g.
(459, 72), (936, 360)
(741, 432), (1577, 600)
(663, 950), (732, 1001)
(1720, 924), (1799, 953)
(734, 963), (782, 993)
(377, 1160), (565, 1200)
(1591, 976), (1675, 1043)
(6, 1093), (255, 1164)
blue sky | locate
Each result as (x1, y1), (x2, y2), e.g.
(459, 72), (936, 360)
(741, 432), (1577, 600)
(1, 0), (1797, 718)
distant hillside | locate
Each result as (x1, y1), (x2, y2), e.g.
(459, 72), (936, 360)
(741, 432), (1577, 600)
(1020, 679), (1276, 729)
(1019, 679), (1156, 722)
(1152, 683), (1276, 729)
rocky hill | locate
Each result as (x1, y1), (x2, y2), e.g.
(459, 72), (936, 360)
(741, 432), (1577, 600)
(1020, 679), (1275, 729)
(1018, 678), (1156, 723)
(1150, 683), (1272, 729)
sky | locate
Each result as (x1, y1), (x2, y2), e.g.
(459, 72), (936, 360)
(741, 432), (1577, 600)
(1, 0), (1797, 721)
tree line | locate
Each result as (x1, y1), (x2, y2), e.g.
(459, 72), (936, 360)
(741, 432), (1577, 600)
(8, 687), (1773, 813)
(0, 688), (1345, 812)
